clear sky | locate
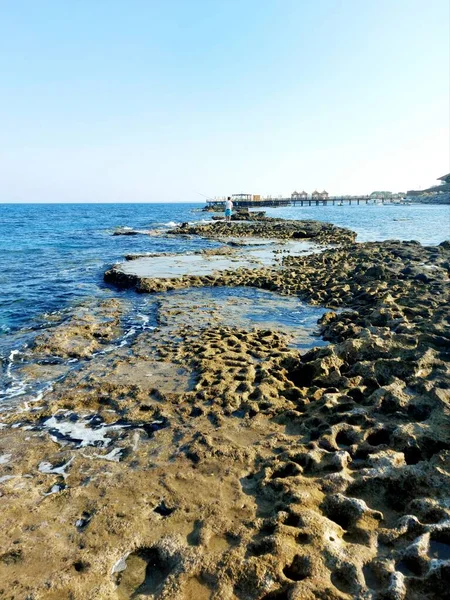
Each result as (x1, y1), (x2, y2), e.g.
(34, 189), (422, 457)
(1, 0), (449, 202)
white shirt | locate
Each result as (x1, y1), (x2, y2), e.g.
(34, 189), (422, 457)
(225, 200), (233, 210)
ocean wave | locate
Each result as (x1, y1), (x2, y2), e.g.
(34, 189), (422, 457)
(189, 219), (212, 225)
(5, 349), (20, 379)
(0, 379), (28, 401)
(118, 327), (136, 347)
(0, 349), (28, 402)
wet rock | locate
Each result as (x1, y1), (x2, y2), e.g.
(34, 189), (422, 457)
(33, 298), (124, 358)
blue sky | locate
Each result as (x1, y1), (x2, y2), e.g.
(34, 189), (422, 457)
(1, 0), (448, 202)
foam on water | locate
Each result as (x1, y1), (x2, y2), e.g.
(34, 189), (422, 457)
(42, 414), (127, 448)
(38, 457), (73, 477)
(44, 484), (65, 496)
(90, 448), (124, 462)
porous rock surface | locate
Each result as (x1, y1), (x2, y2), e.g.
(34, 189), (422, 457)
(169, 219), (356, 244)
(0, 228), (449, 600)
(104, 220), (354, 291)
(33, 298), (124, 358)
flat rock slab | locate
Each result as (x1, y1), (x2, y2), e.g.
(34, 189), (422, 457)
(105, 239), (320, 286)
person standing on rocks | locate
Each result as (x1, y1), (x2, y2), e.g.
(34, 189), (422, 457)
(224, 197), (233, 223)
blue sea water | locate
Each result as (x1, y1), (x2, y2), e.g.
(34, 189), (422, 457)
(0, 202), (449, 336)
(265, 202), (450, 245)
(0, 203), (209, 335)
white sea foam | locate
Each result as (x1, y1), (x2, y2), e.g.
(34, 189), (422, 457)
(38, 457), (73, 477)
(44, 484), (64, 496)
(137, 313), (150, 326)
(0, 349), (37, 403)
(32, 385), (53, 403)
(118, 327), (136, 347)
(188, 219), (211, 225)
(91, 448), (124, 462)
(20, 385), (53, 412)
(43, 414), (128, 448)
(44, 417), (112, 447)
(5, 349), (20, 378)
(0, 380), (28, 400)
(137, 312), (156, 332)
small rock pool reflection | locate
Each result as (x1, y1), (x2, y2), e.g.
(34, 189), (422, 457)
(125, 286), (330, 351)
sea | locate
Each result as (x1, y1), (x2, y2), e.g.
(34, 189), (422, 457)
(1, 201), (449, 407)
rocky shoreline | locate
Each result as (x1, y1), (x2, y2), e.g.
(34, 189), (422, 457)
(168, 219), (357, 243)
(0, 219), (449, 600)
(104, 219), (355, 293)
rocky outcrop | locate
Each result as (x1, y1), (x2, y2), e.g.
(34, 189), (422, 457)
(211, 209), (269, 221)
(33, 298), (124, 358)
(169, 218), (356, 244)
(104, 219), (357, 292)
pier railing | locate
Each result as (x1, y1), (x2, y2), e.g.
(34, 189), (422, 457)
(206, 195), (406, 209)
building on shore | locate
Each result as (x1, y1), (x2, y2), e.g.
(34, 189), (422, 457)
(407, 173), (450, 196)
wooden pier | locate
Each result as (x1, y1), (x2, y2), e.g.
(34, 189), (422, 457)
(206, 196), (405, 210)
